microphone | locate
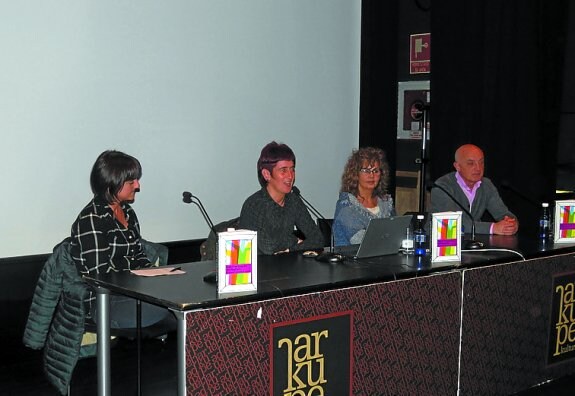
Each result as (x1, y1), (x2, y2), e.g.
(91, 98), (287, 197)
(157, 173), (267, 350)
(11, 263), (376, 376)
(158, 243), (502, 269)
(182, 191), (216, 234)
(429, 183), (484, 249)
(291, 186), (343, 263)
(182, 191), (218, 283)
(291, 186), (323, 219)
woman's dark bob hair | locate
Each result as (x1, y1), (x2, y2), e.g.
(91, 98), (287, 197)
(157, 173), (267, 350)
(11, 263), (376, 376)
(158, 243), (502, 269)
(90, 150), (142, 203)
(257, 141), (296, 187)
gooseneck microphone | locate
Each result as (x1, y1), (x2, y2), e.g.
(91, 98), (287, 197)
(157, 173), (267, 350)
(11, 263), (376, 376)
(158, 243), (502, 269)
(182, 191), (216, 235)
(182, 191), (218, 283)
(291, 186), (343, 263)
(291, 186), (323, 219)
(430, 183), (484, 249)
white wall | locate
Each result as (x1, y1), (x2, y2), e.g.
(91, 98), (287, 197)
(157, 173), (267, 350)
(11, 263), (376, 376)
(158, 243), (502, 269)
(0, 0), (361, 258)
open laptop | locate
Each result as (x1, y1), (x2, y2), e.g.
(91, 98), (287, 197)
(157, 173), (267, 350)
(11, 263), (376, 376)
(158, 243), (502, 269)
(336, 215), (413, 259)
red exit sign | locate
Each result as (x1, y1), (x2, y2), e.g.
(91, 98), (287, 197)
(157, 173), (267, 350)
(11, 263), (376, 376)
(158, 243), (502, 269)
(410, 33), (431, 74)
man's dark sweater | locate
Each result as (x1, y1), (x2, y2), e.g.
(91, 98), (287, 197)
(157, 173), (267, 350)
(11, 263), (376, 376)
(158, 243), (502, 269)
(430, 172), (516, 234)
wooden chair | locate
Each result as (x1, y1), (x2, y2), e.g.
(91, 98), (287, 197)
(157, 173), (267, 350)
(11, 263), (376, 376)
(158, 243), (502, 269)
(395, 170), (421, 215)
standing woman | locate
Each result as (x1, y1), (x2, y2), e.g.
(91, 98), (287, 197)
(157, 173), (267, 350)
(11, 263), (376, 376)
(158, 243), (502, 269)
(71, 150), (173, 328)
(333, 147), (395, 246)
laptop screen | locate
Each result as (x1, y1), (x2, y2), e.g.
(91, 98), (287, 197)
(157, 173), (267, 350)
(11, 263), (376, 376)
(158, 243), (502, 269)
(338, 215), (413, 259)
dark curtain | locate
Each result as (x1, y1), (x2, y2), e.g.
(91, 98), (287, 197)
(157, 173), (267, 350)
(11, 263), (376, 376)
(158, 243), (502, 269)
(430, 0), (568, 236)
(557, 4), (575, 192)
(359, 0), (399, 195)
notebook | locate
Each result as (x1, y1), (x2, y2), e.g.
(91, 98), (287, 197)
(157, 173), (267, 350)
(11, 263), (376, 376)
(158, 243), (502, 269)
(336, 215), (413, 259)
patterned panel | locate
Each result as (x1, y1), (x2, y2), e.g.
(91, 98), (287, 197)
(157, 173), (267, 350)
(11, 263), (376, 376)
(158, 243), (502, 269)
(460, 253), (575, 395)
(185, 272), (462, 395)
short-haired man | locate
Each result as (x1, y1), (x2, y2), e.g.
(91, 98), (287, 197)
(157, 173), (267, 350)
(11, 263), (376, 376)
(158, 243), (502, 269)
(430, 144), (518, 235)
(239, 141), (324, 255)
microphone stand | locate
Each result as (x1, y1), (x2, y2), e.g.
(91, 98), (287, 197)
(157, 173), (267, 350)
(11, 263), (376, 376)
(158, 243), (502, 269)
(416, 102), (430, 213)
(182, 191), (219, 282)
(430, 184), (484, 249)
(296, 191), (324, 220)
(291, 186), (343, 263)
(182, 191), (216, 233)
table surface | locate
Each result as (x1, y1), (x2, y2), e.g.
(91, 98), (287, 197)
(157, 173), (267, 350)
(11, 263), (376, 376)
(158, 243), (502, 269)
(83, 234), (575, 312)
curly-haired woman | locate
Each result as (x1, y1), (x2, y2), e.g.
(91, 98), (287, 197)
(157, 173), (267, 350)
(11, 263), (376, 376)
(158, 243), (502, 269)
(333, 147), (396, 246)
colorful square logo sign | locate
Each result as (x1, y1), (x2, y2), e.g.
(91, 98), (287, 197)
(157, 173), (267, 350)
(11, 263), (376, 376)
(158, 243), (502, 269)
(554, 200), (575, 243)
(218, 229), (257, 294)
(431, 211), (462, 263)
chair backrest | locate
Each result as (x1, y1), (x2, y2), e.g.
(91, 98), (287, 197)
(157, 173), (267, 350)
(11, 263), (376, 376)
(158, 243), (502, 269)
(141, 239), (169, 266)
(200, 217), (241, 261)
(395, 170), (421, 215)
(317, 218), (333, 248)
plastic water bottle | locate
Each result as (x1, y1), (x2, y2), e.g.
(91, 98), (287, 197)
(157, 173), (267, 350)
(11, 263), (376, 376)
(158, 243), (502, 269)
(539, 202), (550, 240)
(414, 214), (427, 256)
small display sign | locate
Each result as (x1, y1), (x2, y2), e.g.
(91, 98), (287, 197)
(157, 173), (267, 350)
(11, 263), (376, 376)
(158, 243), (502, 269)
(217, 229), (257, 294)
(553, 200), (575, 243)
(431, 211), (462, 263)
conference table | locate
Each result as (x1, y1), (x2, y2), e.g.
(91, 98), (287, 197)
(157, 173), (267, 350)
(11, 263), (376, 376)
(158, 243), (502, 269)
(84, 234), (575, 395)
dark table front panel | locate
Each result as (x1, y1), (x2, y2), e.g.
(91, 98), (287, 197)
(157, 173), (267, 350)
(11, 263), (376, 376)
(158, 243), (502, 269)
(460, 252), (575, 395)
(184, 271), (462, 395)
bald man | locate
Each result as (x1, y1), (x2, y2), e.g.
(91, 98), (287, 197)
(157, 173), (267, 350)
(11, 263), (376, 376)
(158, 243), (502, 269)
(430, 144), (518, 235)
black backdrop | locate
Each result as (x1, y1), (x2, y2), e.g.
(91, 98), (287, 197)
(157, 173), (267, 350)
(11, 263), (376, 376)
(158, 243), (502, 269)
(359, 0), (399, 195)
(361, 0), (569, 237)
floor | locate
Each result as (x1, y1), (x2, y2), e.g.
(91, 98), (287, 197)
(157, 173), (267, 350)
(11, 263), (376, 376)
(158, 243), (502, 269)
(2, 336), (178, 396)
(2, 301), (575, 395)
(0, 302), (178, 396)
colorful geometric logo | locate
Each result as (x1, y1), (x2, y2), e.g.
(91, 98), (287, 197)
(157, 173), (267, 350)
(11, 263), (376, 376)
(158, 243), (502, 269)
(558, 205), (575, 239)
(225, 239), (252, 285)
(435, 218), (458, 257)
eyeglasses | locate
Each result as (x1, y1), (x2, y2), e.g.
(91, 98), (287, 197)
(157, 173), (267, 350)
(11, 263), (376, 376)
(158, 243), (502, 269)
(359, 168), (381, 175)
